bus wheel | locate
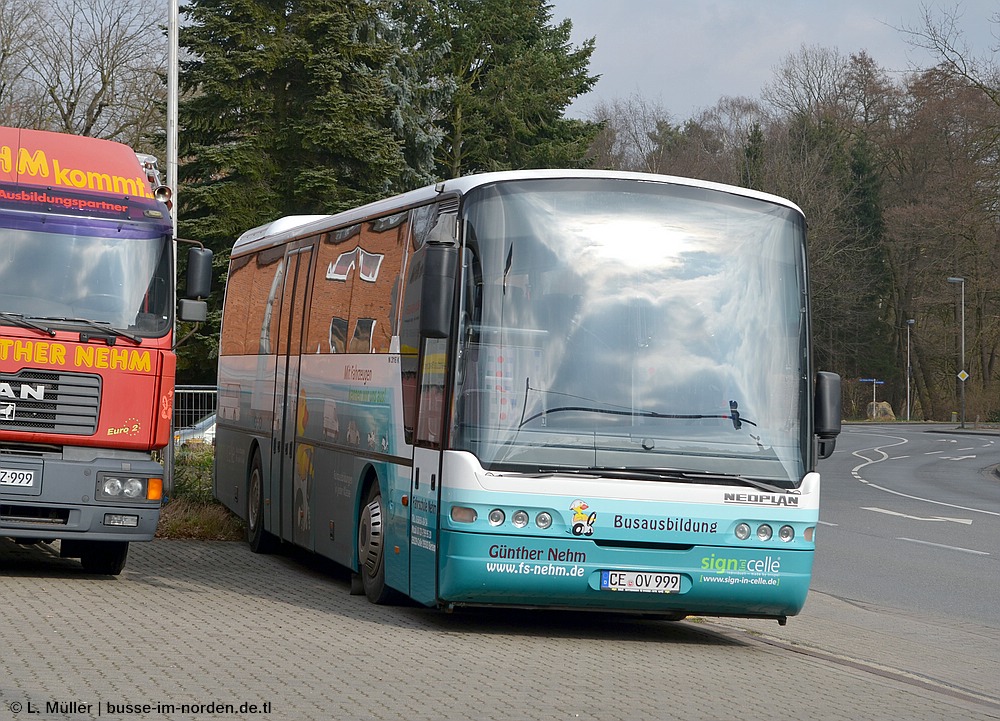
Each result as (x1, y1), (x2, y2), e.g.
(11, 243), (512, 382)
(247, 450), (277, 554)
(358, 484), (391, 603)
(79, 541), (129, 575)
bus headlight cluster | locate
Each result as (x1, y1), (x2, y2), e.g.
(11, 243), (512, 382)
(734, 522), (796, 543)
(454, 506), (554, 530)
(95, 475), (162, 503)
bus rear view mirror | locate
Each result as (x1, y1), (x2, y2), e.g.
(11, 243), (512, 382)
(815, 371), (842, 459)
(420, 243), (458, 339)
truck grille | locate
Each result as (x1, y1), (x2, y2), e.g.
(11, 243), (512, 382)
(0, 370), (101, 435)
(0, 504), (70, 525)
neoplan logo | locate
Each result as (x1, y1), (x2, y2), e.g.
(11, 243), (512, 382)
(723, 492), (799, 507)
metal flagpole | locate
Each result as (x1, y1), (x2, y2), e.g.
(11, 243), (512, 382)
(165, 0), (179, 493)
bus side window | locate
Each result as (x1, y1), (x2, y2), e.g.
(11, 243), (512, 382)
(399, 245), (422, 445)
(308, 232), (356, 354)
(329, 317), (348, 353)
(220, 252), (267, 356)
(416, 337), (447, 448)
(399, 202), (451, 444)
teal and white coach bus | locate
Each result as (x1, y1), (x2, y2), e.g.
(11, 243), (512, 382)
(214, 170), (841, 624)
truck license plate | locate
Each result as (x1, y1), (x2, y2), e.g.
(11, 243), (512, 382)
(0, 468), (36, 487)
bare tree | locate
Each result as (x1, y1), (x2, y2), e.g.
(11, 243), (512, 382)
(903, 3), (1000, 108)
(681, 96), (774, 184)
(0, 0), (46, 126)
(589, 95), (674, 172)
(18, 0), (166, 145)
(762, 44), (852, 120)
(894, 6), (1000, 419)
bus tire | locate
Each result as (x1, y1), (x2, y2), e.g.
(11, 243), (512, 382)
(79, 541), (129, 575)
(358, 483), (392, 604)
(247, 449), (277, 554)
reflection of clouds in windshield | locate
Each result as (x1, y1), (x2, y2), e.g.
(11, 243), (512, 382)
(0, 233), (84, 301)
(0, 225), (167, 329)
(458, 180), (806, 482)
(560, 215), (688, 270)
(529, 197), (793, 417)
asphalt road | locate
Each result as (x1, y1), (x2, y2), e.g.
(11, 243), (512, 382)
(812, 423), (1000, 626)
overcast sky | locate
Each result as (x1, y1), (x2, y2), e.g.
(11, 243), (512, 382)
(549, 0), (999, 120)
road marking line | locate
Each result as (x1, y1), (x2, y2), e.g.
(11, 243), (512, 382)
(849, 432), (1000, 518)
(859, 483), (1000, 518)
(818, 520), (838, 526)
(862, 507), (973, 524)
(896, 537), (990, 555)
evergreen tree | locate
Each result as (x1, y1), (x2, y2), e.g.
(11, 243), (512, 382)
(177, 0), (406, 248)
(399, 0), (599, 178)
(383, 4), (453, 189)
(176, 0), (409, 381)
(740, 122), (765, 190)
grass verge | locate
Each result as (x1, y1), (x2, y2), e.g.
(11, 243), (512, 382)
(156, 443), (244, 541)
(157, 496), (244, 541)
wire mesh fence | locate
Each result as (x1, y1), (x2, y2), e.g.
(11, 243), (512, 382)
(173, 385), (217, 448)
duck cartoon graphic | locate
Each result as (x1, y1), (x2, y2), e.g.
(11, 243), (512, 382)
(569, 499), (596, 536)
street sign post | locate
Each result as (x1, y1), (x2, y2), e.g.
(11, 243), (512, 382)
(858, 378), (885, 409)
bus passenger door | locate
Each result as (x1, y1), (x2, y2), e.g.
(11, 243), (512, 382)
(409, 336), (448, 606)
(269, 245), (313, 546)
(400, 209), (458, 606)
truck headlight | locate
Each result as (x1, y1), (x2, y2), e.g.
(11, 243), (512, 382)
(101, 477), (123, 497)
(96, 474), (158, 503)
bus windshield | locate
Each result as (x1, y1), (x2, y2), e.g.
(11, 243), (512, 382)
(0, 216), (173, 337)
(452, 178), (810, 487)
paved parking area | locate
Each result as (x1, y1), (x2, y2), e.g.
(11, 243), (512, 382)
(1, 538), (997, 721)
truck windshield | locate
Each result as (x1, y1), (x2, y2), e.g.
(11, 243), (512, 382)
(452, 178), (810, 488)
(0, 216), (172, 337)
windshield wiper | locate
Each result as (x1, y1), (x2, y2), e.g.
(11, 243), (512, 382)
(519, 397), (756, 430)
(655, 469), (788, 493)
(0, 312), (56, 337)
(38, 317), (141, 345)
(536, 466), (787, 492)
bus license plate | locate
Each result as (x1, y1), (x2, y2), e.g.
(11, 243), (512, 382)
(0, 468), (35, 487)
(601, 570), (681, 593)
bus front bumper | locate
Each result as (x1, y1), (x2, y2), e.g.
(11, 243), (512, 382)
(437, 529), (814, 619)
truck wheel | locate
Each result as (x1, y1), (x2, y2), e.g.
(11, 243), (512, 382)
(79, 541), (129, 575)
(358, 483), (392, 604)
(247, 449), (277, 554)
